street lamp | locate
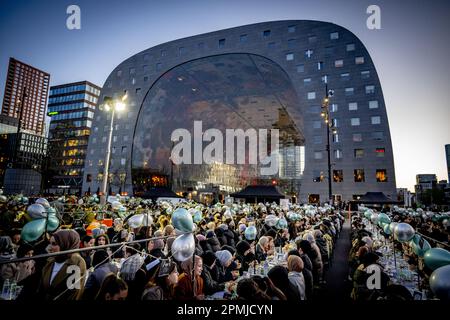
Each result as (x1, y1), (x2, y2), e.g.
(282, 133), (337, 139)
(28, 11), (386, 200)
(321, 84), (336, 205)
(99, 91), (128, 205)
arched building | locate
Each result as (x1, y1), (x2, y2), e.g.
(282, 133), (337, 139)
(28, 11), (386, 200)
(82, 20), (396, 203)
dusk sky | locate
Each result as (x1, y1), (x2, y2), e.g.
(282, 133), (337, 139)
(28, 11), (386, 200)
(0, 0), (449, 191)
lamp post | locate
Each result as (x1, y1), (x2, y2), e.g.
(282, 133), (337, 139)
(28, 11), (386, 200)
(100, 92), (127, 205)
(321, 84), (336, 205)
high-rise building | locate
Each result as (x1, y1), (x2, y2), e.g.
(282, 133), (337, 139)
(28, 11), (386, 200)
(46, 81), (101, 195)
(446, 144), (450, 183)
(1, 57), (50, 136)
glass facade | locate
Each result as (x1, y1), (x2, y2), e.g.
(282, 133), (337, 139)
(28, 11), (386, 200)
(132, 53), (305, 196)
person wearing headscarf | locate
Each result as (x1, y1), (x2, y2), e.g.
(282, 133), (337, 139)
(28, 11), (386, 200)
(288, 249), (313, 300)
(201, 251), (225, 295)
(0, 236), (17, 285)
(235, 240), (256, 274)
(287, 255), (306, 300)
(303, 232), (323, 283)
(119, 243), (146, 300)
(205, 230), (221, 252)
(142, 261), (179, 300)
(174, 255), (204, 300)
(38, 229), (86, 301)
(83, 249), (118, 300)
(267, 265), (301, 301)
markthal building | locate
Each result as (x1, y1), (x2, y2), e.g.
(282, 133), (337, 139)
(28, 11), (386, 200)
(83, 20), (396, 203)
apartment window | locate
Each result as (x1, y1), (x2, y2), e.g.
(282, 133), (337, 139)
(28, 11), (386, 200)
(305, 49), (313, 58)
(161, 50), (167, 57)
(346, 43), (355, 51)
(331, 104), (338, 112)
(143, 54), (149, 60)
(240, 34), (248, 42)
(351, 118), (360, 126)
(124, 135), (129, 142)
(121, 158), (126, 166)
(102, 136), (107, 143)
(353, 133), (362, 142)
(117, 70), (122, 77)
(86, 174), (92, 182)
(115, 124), (120, 131)
(372, 131), (384, 140)
(354, 169), (365, 182)
(286, 53), (294, 61)
(263, 30), (271, 38)
(313, 136), (322, 144)
(313, 170), (323, 182)
(308, 35), (317, 43)
(321, 75), (328, 84)
(314, 151), (323, 160)
(371, 116), (381, 125)
(335, 60), (344, 68)
(113, 136), (117, 143)
(92, 137), (97, 144)
(288, 39), (296, 48)
(330, 32), (339, 40)
(376, 148), (385, 157)
(90, 149), (94, 155)
(98, 159), (104, 166)
(348, 102), (358, 111)
(296, 64), (305, 73)
(129, 67), (135, 75)
(143, 65), (149, 72)
(361, 70), (370, 79)
(376, 169), (388, 182)
(345, 87), (354, 96)
(334, 149), (343, 159)
(288, 25), (296, 33)
(94, 127), (98, 133)
(317, 61), (324, 70)
(332, 134), (340, 143)
(354, 149), (364, 158)
(332, 118), (339, 127)
(366, 85), (375, 94)
(355, 56), (365, 64)
(313, 120), (321, 129)
(340, 73), (350, 81)
(112, 147), (116, 154)
(156, 63), (162, 70)
(136, 88), (141, 95)
(122, 146), (127, 154)
(218, 39), (225, 48)
(333, 170), (343, 182)
(178, 47), (186, 55)
(144, 76), (149, 82)
(307, 92), (316, 100)
(369, 100), (379, 109)
(303, 78), (312, 85)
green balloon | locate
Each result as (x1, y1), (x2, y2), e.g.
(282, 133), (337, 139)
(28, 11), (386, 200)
(378, 213), (391, 225)
(364, 211), (372, 219)
(171, 208), (193, 233)
(47, 207), (57, 216)
(383, 223), (392, 235)
(424, 248), (450, 271)
(21, 219), (46, 242)
(46, 215), (60, 232)
(411, 238), (431, 257)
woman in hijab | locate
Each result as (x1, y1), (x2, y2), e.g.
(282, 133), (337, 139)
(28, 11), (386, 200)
(287, 255), (306, 300)
(267, 265), (302, 301)
(174, 255), (204, 300)
(38, 229), (86, 301)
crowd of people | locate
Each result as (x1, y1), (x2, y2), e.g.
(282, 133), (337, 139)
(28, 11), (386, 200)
(0, 194), (345, 301)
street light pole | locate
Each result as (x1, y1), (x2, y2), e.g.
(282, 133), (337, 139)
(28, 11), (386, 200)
(100, 107), (115, 205)
(321, 84), (335, 205)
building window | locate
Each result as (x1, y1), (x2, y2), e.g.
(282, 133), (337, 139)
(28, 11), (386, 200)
(288, 25), (296, 33)
(131, 77), (136, 85)
(156, 63), (162, 70)
(354, 149), (364, 158)
(143, 54), (150, 60)
(351, 118), (360, 126)
(333, 170), (343, 182)
(286, 53), (294, 61)
(98, 159), (104, 166)
(198, 42), (205, 50)
(345, 87), (354, 96)
(161, 50), (167, 57)
(335, 60), (344, 68)
(366, 85), (375, 94)
(372, 131), (384, 140)
(296, 64), (304, 73)
(124, 135), (129, 142)
(355, 56), (365, 64)
(303, 78), (312, 85)
(317, 61), (324, 70)
(330, 32), (339, 40)
(305, 49), (313, 58)
(321, 75), (328, 84)
(308, 35), (317, 43)
(113, 136), (117, 143)
(313, 170), (324, 182)
(333, 134), (340, 143)
(143, 65), (149, 72)
(240, 34), (248, 42)
(331, 104), (338, 112)
(178, 47), (186, 55)
(117, 70), (122, 77)
(376, 148), (385, 157)
(332, 118), (339, 127)
(144, 76), (149, 82)
(122, 146), (127, 154)
(369, 100), (379, 109)
(121, 158), (126, 166)
(288, 39), (296, 48)
(218, 39), (225, 48)
(86, 174), (92, 182)
(348, 102), (358, 111)
(340, 73), (350, 81)
(263, 30), (271, 38)
(361, 71), (370, 79)
(112, 146), (116, 154)
(353, 133), (362, 142)
(313, 120), (321, 129)
(307, 92), (316, 100)
(129, 67), (135, 75)
(354, 169), (365, 182)
(136, 88), (141, 95)
(90, 149), (94, 155)
(346, 43), (355, 51)
(102, 136), (107, 143)
(334, 149), (343, 159)
(314, 151), (323, 160)
(325, 46), (334, 56)
(371, 116), (381, 125)
(313, 136), (322, 144)
(376, 169), (388, 182)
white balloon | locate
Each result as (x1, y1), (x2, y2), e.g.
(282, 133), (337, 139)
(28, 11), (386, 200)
(35, 198), (50, 209)
(171, 234), (195, 262)
(128, 214), (144, 228)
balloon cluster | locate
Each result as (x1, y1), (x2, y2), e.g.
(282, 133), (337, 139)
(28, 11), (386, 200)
(21, 198), (60, 242)
(170, 208), (195, 262)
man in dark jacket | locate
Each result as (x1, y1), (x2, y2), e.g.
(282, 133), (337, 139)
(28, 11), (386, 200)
(201, 251), (225, 295)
